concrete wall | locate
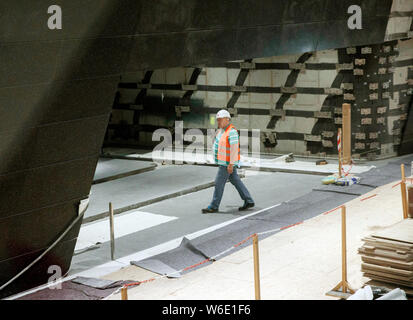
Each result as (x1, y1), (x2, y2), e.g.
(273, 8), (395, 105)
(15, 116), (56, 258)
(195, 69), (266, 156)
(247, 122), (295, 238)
(109, 37), (413, 158)
(0, 0), (407, 298)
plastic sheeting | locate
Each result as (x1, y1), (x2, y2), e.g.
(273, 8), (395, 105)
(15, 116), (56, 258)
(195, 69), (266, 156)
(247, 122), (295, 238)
(129, 155), (413, 277)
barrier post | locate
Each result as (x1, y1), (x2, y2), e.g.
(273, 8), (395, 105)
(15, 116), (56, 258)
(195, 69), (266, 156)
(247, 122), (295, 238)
(408, 185), (413, 218)
(338, 128), (342, 178)
(109, 202), (115, 260)
(341, 206), (348, 292)
(121, 287), (128, 300)
(342, 103), (351, 165)
(401, 164), (409, 220)
(252, 234), (261, 300)
(326, 206), (355, 298)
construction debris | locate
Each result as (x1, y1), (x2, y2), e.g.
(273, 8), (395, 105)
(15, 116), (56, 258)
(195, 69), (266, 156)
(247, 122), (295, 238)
(376, 288), (407, 300)
(348, 286), (407, 300)
(321, 174), (361, 186)
(347, 286), (374, 300)
(359, 219), (413, 288)
(285, 153), (295, 163)
(335, 176), (361, 186)
(316, 160), (328, 166)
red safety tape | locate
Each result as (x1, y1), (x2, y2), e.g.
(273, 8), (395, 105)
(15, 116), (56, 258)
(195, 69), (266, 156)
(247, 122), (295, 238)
(183, 258), (212, 272)
(123, 176), (406, 291)
(124, 277), (156, 288)
(117, 195), (373, 293)
(280, 221), (303, 230)
(360, 194), (377, 202)
(322, 205), (343, 216)
(341, 161), (354, 177)
(392, 179), (413, 188)
(233, 233), (257, 248)
(116, 179), (410, 295)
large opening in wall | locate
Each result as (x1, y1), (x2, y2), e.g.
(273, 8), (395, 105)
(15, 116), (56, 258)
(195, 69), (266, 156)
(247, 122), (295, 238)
(74, 42), (413, 278)
(74, 55), (357, 277)
(7, 0), (413, 301)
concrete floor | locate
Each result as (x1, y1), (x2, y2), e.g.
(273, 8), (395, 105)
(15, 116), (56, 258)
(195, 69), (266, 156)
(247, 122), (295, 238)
(103, 176), (412, 300)
(8, 151), (411, 300)
(67, 152), (412, 291)
(70, 164), (323, 275)
(86, 163), (219, 221)
(93, 158), (156, 184)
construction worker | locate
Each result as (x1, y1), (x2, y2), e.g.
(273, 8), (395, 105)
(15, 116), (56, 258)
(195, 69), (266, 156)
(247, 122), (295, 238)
(202, 110), (255, 214)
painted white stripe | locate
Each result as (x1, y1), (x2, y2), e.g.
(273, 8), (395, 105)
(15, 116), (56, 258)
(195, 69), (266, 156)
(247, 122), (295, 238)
(5, 202), (282, 300)
(75, 211), (178, 252)
(82, 202), (282, 271)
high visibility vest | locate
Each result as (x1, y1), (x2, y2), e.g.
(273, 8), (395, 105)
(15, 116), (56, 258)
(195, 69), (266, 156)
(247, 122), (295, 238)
(217, 124), (240, 164)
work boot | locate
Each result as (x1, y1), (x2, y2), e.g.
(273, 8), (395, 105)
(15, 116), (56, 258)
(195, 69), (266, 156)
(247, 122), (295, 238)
(239, 202), (255, 211)
(202, 207), (218, 214)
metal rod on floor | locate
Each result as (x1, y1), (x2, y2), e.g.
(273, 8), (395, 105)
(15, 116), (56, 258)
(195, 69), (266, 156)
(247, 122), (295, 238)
(401, 164), (408, 220)
(121, 287), (128, 300)
(109, 202), (115, 260)
(253, 234), (261, 300)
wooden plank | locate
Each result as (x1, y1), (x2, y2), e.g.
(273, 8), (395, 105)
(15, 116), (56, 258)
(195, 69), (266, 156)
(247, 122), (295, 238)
(359, 247), (413, 262)
(371, 219), (413, 244)
(361, 255), (413, 270)
(364, 235), (413, 248)
(362, 263), (413, 278)
(363, 236), (413, 250)
(361, 242), (413, 254)
(362, 269), (413, 283)
(362, 238), (411, 251)
(364, 273), (413, 288)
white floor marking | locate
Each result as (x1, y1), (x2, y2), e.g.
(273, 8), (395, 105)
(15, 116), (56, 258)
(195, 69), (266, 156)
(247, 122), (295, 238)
(75, 202), (282, 276)
(75, 210), (178, 252)
(6, 202), (281, 300)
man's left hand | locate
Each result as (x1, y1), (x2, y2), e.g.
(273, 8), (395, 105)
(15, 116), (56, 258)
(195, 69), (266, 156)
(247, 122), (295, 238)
(227, 164), (234, 174)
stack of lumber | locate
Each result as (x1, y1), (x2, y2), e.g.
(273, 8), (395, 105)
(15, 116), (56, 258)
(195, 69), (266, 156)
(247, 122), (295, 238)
(359, 219), (413, 288)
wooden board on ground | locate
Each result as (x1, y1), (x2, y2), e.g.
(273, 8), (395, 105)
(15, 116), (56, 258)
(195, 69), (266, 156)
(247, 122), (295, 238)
(362, 262), (413, 277)
(361, 255), (413, 270)
(362, 236), (413, 251)
(358, 247), (413, 262)
(371, 219), (413, 244)
(361, 265), (413, 281)
(364, 273), (413, 288)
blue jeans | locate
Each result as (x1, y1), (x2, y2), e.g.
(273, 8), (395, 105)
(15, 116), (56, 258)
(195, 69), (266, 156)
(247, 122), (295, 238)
(209, 166), (254, 210)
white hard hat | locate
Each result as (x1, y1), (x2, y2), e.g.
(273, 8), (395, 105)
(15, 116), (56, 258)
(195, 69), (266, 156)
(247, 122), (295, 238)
(216, 109), (231, 119)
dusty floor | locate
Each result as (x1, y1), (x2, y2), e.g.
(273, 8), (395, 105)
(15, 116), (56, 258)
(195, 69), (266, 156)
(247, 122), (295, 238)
(102, 176), (411, 300)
